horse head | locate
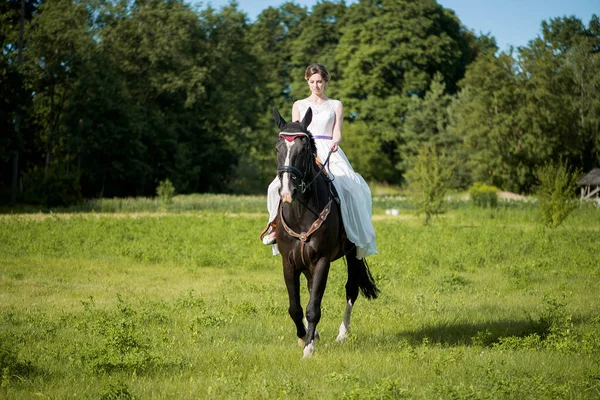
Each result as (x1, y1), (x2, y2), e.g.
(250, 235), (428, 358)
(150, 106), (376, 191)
(273, 107), (316, 203)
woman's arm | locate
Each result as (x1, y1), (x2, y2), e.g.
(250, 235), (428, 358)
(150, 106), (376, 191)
(292, 101), (300, 122)
(331, 101), (344, 152)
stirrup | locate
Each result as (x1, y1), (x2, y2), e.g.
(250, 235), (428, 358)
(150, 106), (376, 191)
(262, 232), (277, 245)
(260, 223), (277, 245)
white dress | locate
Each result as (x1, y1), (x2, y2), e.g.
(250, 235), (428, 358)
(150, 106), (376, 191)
(267, 98), (378, 259)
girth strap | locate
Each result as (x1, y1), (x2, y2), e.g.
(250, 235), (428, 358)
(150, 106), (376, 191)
(279, 199), (333, 266)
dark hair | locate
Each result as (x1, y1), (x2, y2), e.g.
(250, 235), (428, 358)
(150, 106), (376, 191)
(304, 63), (330, 82)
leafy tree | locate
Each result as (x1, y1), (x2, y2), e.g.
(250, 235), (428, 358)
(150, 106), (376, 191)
(245, 2), (309, 191)
(12, 0), (96, 204)
(399, 73), (460, 177)
(342, 121), (392, 182)
(196, 3), (266, 193)
(97, 0), (208, 195)
(450, 15), (600, 193)
(334, 0), (476, 183)
(24, 0), (94, 175)
(2, 0), (596, 204)
(406, 143), (455, 225)
(288, 1), (346, 101)
(535, 16), (600, 171)
(249, 1), (308, 111)
(62, 49), (147, 198)
(448, 51), (526, 192)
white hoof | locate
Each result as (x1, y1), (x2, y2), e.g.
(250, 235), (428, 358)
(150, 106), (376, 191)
(336, 323), (350, 342)
(302, 341), (315, 358)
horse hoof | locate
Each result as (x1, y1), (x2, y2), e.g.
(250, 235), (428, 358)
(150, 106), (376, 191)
(298, 337), (306, 347)
(335, 332), (347, 342)
(336, 323), (349, 342)
(302, 342), (315, 358)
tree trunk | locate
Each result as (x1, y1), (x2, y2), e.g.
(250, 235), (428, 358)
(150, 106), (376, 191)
(45, 83), (55, 181)
(10, 0), (25, 206)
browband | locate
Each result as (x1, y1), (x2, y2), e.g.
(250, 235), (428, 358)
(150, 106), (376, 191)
(279, 132), (309, 142)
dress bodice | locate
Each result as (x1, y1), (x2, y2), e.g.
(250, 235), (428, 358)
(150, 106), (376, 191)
(295, 99), (341, 138)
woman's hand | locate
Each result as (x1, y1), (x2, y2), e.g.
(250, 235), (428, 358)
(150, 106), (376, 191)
(331, 142), (339, 152)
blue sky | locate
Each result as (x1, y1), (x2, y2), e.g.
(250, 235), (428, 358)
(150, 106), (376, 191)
(197, 0), (598, 52)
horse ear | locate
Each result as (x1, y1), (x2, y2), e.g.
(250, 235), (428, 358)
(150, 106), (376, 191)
(273, 108), (287, 129)
(301, 107), (313, 131)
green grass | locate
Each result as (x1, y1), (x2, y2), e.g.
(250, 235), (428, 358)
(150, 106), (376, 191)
(1, 196), (599, 399)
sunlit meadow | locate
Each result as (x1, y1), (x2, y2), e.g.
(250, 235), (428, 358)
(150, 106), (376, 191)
(1, 195), (599, 399)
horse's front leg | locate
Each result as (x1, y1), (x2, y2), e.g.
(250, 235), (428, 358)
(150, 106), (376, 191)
(283, 262), (306, 345)
(303, 257), (330, 358)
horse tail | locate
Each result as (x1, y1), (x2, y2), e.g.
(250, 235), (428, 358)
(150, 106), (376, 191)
(357, 258), (380, 300)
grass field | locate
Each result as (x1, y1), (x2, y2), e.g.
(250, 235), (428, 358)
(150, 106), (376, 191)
(1, 195), (599, 399)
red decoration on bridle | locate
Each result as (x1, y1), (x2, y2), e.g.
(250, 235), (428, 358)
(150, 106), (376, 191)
(279, 133), (308, 142)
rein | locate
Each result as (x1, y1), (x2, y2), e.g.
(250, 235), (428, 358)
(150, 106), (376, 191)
(307, 148), (335, 188)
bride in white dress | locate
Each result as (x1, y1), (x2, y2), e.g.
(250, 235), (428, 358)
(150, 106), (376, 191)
(264, 63), (377, 259)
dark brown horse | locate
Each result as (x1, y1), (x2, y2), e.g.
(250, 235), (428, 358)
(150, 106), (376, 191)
(272, 107), (379, 358)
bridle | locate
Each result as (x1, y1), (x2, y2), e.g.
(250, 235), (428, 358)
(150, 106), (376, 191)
(277, 132), (334, 195)
(277, 132), (312, 194)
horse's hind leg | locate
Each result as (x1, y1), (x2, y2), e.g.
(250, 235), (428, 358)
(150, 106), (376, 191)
(284, 264), (306, 346)
(336, 248), (360, 342)
(303, 257), (330, 358)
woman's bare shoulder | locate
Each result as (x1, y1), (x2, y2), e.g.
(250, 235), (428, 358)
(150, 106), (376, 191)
(331, 99), (343, 111)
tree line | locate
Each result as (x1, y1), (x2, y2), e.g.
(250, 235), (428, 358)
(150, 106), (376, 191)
(1, 0), (599, 205)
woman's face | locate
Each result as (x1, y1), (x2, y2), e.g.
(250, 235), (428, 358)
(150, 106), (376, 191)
(307, 73), (326, 96)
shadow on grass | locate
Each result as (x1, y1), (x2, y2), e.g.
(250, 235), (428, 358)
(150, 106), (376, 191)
(396, 318), (541, 347)
(365, 315), (590, 348)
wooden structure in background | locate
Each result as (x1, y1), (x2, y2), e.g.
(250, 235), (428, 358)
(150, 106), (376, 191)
(578, 168), (600, 199)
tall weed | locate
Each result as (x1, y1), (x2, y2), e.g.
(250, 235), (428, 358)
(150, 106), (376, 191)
(79, 295), (158, 373)
(535, 159), (581, 228)
(405, 144), (455, 225)
(156, 179), (175, 207)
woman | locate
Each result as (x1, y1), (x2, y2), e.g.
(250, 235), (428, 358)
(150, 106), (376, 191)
(263, 63), (377, 259)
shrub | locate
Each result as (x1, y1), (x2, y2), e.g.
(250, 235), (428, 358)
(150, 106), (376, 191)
(156, 179), (175, 207)
(81, 295), (157, 373)
(405, 144), (455, 225)
(21, 165), (82, 207)
(0, 338), (35, 388)
(534, 160), (581, 228)
(469, 182), (499, 208)
(100, 380), (135, 400)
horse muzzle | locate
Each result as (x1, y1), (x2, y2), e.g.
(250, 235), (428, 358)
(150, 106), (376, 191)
(280, 187), (296, 204)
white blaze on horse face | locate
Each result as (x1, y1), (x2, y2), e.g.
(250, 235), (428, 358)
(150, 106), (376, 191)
(280, 140), (295, 203)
